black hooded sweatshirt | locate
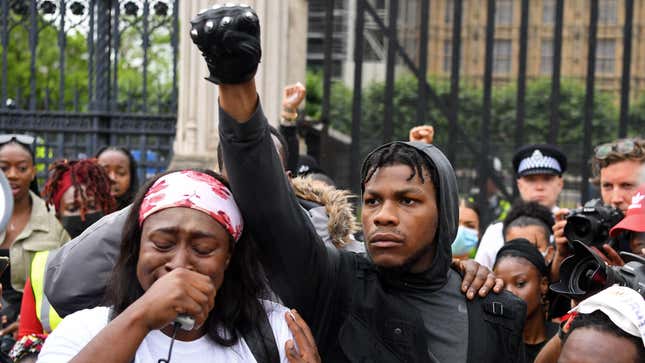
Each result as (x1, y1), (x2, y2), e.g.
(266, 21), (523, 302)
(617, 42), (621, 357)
(220, 101), (526, 363)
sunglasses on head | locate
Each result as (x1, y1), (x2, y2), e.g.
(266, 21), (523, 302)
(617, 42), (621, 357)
(594, 139), (636, 160)
(0, 134), (35, 146)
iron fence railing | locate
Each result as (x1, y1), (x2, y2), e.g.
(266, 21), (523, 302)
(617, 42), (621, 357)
(1, 0), (178, 184)
(314, 0), (641, 226)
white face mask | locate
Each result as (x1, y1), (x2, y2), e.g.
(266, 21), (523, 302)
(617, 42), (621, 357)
(452, 226), (479, 256)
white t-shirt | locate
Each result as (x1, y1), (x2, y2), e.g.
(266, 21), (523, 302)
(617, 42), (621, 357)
(474, 222), (504, 270)
(38, 302), (293, 363)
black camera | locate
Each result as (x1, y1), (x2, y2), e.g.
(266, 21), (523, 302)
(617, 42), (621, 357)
(564, 199), (623, 248)
(551, 240), (645, 300)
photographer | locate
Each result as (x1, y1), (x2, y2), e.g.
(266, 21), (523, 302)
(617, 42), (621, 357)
(552, 139), (645, 279)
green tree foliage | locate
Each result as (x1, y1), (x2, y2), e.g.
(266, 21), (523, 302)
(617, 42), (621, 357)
(305, 69), (353, 132)
(4, 17), (89, 110)
(305, 70), (324, 120)
(306, 70), (624, 168)
(114, 26), (175, 113)
(629, 94), (645, 136)
(492, 78), (618, 164)
(2, 12), (175, 113)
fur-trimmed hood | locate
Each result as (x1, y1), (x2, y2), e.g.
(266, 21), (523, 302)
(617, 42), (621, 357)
(290, 176), (360, 249)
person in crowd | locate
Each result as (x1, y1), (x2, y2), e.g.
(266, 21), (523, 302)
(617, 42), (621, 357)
(493, 239), (557, 362)
(280, 82), (306, 174)
(592, 138), (645, 213)
(540, 285), (645, 363)
(0, 135), (69, 337)
(95, 146), (139, 210)
(476, 144), (566, 269)
(485, 157), (512, 224)
(41, 159), (116, 239)
(44, 116), (494, 320)
(296, 155), (336, 189)
(501, 201), (571, 319)
(200, 5), (525, 362)
(17, 159), (116, 341)
(296, 155), (326, 179)
(559, 312), (644, 363)
(609, 183), (645, 256)
(279, 81), (339, 188)
(552, 138), (645, 272)
(452, 198), (480, 260)
(502, 201), (555, 264)
(38, 169), (296, 362)
(468, 156), (512, 226)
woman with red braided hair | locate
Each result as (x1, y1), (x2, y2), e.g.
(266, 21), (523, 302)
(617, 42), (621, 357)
(41, 158), (115, 238)
(15, 159), (116, 357)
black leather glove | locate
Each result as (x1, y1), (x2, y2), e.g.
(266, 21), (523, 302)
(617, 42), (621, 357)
(190, 4), (261, 85)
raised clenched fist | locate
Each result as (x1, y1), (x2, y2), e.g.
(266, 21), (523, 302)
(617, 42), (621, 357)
(409, 125), (434, 144)
(190, 4), (261, 84)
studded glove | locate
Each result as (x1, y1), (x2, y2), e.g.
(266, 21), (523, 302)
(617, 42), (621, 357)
(190, 4), (261, 85)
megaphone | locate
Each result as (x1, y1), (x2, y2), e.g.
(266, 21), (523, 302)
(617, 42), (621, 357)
(0, 170), (13, 233)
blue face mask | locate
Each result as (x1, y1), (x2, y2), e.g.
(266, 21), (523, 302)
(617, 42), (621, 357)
(452, 226), (479, 257)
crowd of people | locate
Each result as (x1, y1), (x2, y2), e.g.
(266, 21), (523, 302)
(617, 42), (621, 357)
(0, 4), (643, 363)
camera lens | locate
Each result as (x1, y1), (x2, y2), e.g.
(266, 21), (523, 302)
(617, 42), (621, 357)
(573, 222), (590, 238)
(565, 215), (600, 246)
(570, 259), (606, 296)
(551, 240), (643, 300)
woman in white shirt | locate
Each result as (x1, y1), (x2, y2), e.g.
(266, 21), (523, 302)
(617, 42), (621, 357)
(38, 169), (295, 363)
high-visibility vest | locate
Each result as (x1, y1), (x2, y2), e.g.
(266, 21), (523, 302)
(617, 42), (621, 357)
(30, 250), (62, 333)
(34, 137), (53, 175)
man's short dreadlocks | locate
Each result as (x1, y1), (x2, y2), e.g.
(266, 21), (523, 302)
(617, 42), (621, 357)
(361, 143), (439, 194)
(42, 158), (115, 221)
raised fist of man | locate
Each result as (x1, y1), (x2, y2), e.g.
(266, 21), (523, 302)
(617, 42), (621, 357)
(190, 4), (261, 84)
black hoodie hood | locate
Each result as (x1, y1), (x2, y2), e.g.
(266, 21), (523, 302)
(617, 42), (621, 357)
(361, 141), (459, 291)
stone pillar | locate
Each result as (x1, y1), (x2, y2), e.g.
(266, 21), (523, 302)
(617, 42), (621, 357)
(170, 0), (308, 171)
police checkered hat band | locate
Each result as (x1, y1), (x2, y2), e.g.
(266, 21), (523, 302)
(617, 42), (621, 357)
(513, 144), (567, 177)
(517, 149), (562, 176)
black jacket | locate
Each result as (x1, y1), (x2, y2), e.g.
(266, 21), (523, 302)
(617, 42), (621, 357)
(220, 101), (526, 363)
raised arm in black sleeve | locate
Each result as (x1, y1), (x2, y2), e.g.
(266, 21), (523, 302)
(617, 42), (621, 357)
(192, 4), (351, 348)
(279, 124), (299, 174)
(219, 101), (349, 340)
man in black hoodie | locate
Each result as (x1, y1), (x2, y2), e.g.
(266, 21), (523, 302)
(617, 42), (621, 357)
(193, 5), (526, 362)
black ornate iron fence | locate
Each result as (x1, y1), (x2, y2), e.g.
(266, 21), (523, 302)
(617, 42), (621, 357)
(314, 0), (642, 226)
(0, 0), (178, 184)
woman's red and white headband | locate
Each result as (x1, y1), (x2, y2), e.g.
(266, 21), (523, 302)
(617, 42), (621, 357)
(139, 170), (243, 241)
